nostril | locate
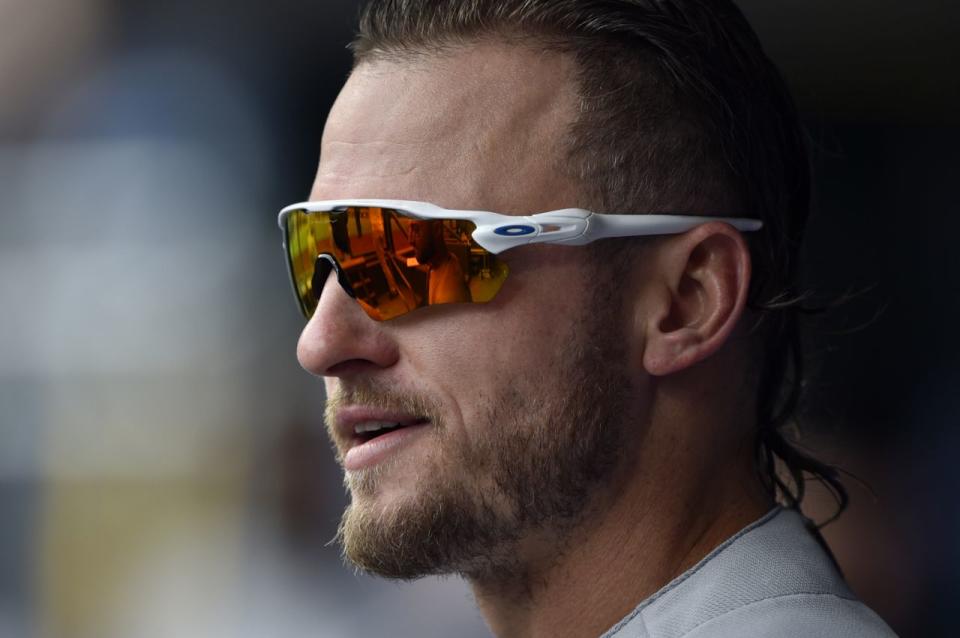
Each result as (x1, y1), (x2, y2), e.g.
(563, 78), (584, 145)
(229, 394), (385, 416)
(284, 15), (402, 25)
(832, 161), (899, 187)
(296, 293), (401, 377)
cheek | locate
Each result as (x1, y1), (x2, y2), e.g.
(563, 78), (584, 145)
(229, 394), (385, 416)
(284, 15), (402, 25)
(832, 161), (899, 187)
(397, 253), (592, 431)
(397, 309), (561, 435)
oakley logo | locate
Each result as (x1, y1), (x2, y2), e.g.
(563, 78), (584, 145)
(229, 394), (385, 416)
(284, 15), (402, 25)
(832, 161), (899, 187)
(494, 225), (536, 236)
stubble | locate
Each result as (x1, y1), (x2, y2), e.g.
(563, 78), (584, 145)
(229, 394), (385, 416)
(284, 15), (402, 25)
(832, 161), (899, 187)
(327, 264), (633, 582)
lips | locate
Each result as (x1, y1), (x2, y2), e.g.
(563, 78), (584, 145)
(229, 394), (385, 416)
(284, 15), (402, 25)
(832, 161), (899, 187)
(334, 405), (432, 471)
(353, 418), (423, 437)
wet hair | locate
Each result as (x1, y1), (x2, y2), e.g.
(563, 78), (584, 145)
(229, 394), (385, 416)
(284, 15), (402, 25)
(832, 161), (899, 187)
(350, 0), (847, 520)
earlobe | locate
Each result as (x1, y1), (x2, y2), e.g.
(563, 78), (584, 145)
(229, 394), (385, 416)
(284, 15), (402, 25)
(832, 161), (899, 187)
(642, 223), (751, 377)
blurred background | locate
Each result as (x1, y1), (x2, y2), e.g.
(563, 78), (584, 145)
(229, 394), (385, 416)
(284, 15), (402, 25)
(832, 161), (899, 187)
(0, 1), (956, 636)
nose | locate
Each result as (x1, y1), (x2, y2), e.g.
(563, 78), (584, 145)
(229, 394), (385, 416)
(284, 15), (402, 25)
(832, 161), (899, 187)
(297, 270), (399, 378)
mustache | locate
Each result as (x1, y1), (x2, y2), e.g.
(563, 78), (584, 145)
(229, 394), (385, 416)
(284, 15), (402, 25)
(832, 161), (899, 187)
(324, 384), (445, 438)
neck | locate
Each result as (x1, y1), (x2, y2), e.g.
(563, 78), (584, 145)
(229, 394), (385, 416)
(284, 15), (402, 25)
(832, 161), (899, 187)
(468, 419), (772, 638)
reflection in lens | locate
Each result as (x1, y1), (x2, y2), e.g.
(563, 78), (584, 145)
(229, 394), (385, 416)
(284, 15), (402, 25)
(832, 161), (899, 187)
(284, 207), (509, 320)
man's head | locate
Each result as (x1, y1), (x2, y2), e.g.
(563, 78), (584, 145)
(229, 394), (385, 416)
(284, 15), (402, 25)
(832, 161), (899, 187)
(297, 0), (830, 581)
(407, 220), (442, 263)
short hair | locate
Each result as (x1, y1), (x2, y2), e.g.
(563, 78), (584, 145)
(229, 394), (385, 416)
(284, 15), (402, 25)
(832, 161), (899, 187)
(350, 0), (846, 518)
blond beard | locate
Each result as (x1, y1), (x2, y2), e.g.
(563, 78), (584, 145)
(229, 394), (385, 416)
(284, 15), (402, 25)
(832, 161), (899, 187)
(325, 267), (632, 581)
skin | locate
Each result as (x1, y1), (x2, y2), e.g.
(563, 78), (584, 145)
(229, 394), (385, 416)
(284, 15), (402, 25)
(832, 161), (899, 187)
(298, 42), (772, 638)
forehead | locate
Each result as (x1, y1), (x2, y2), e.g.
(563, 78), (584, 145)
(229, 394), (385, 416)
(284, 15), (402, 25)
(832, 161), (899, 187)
(312, 41), (582, 213)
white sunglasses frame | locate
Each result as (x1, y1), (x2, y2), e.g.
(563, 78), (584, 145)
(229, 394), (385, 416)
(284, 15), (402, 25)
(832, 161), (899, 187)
(278, 199), (762, 255)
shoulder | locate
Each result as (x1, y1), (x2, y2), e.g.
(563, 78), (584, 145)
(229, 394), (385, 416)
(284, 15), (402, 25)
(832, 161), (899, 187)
(681, 592), (896, 638)
(603, 508), (898, 638)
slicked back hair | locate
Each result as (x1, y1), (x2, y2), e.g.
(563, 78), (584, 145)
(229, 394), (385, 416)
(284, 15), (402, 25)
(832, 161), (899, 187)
(350, 0), (846, 520)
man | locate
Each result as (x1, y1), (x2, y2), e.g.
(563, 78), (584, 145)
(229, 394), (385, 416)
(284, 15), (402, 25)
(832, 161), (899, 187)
(284, 1), (897, 635)
(407, 220), (472, 305)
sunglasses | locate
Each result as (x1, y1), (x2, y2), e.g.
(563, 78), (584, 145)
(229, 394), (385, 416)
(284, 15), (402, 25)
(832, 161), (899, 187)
(278, 199), (762, 321)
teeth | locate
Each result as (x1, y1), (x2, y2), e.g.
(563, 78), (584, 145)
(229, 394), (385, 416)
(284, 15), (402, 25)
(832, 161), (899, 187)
(354, 421), (401, 434)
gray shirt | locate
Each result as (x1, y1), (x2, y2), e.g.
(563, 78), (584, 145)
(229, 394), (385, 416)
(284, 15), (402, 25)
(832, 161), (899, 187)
(602, 507), (897, 637)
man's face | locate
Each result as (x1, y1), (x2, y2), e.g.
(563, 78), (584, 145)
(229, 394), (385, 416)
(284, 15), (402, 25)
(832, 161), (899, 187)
(407, 220), (434, 262)
(299, 43), (648, 579)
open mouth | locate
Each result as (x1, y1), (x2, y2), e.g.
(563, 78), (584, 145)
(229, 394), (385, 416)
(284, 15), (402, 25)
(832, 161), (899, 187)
(341, 416), (432, 471)
(352, 418), (430, 444)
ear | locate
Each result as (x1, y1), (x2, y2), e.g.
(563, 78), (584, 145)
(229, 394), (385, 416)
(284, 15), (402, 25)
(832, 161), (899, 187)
(642, 222), (752, 376)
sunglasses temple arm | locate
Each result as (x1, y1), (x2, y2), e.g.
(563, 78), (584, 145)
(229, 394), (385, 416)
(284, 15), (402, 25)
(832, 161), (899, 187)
(580, 214), (763, 242)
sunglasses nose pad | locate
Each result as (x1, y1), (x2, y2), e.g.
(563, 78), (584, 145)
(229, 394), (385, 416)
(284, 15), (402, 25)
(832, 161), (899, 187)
(313, 254), (357, 299)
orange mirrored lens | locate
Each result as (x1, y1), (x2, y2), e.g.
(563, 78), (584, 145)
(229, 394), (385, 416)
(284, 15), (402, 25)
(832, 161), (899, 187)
(284, 207), (509, 320)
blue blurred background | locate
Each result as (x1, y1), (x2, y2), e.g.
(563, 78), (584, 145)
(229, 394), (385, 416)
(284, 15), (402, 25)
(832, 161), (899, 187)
(0, 1), (956, 637)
